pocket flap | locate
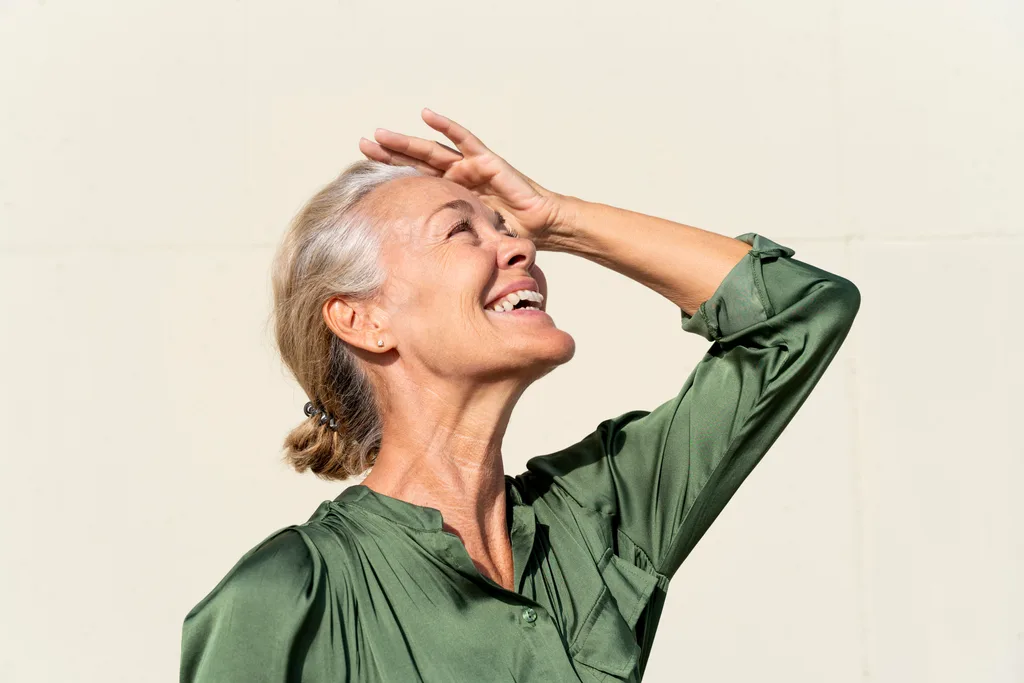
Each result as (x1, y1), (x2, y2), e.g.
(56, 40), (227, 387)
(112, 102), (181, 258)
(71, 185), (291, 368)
(571, 586), (641, 679)
(601, 553), (658, 631)
(570, 551), (660, 679)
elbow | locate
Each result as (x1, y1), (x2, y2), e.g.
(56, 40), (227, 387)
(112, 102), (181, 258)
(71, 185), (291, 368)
(831, 275), (861, 317)
(817, 275), (861, 337)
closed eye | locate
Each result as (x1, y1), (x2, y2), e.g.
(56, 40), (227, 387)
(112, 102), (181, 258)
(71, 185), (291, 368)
(495, 211), (519, 239)
(446, 213), (518, 240)
(447, 218), (474, 238)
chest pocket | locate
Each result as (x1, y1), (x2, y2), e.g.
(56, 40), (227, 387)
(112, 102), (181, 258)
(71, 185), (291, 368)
(569, 546), (659, 680)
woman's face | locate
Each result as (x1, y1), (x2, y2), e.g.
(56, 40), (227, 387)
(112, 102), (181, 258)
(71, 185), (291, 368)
(366, 175), (575, 385)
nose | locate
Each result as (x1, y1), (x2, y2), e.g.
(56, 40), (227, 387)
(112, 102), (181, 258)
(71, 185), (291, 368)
(496, 233), (536, 270)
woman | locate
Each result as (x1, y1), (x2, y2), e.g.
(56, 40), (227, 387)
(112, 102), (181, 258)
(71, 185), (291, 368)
(179, 108), (860, 682)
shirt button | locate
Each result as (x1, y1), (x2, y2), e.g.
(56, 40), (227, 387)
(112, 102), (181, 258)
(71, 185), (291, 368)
(521, 606), (537, 623)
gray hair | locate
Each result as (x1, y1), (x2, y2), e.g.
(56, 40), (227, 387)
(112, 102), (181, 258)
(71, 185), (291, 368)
(269, 159), (425, 480)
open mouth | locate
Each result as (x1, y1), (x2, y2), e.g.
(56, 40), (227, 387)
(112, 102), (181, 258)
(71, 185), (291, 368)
(486, 304), (547, 314)
(487, 299), (542, 313)
(484, 301), (551, 321)
(485, 290), (545, 313)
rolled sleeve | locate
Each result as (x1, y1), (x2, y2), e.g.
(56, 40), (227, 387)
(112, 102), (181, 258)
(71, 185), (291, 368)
(680, 233), (796, 341)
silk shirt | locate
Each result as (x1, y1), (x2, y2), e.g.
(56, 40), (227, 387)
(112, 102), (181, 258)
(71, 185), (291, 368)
(180, 233), (861, 682)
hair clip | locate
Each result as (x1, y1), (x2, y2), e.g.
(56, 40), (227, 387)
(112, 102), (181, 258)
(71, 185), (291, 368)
(303, 401), (338, 431)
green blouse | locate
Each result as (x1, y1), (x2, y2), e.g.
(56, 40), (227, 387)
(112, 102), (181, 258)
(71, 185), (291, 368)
(179, 233), (860, 683)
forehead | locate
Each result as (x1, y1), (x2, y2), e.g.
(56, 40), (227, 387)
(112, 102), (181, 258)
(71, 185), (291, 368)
(365, 175), (485, 234)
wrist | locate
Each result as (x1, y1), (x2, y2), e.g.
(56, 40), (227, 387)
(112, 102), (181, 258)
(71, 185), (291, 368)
(538, 193), (584, 252)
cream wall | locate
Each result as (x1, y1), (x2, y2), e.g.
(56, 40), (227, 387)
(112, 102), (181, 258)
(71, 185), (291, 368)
(1, 1), (1021, 681)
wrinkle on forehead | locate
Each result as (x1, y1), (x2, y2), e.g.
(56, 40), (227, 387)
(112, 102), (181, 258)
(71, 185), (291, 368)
(365, 175), (477, 249)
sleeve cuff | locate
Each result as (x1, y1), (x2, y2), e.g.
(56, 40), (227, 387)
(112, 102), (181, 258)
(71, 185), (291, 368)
(679, 233), (796, 341)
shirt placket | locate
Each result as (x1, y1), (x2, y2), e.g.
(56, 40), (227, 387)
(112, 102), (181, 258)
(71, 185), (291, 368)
(430, 503), (583, 681)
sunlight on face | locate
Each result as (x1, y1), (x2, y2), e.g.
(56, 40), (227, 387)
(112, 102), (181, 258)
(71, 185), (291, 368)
(367, 175), (575, 384)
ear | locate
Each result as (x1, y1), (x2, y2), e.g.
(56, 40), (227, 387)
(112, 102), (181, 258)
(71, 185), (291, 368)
(322, 295), (389, 352)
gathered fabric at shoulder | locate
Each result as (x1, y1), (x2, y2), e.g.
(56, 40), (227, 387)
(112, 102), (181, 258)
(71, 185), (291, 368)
(180, 526), (336, 683)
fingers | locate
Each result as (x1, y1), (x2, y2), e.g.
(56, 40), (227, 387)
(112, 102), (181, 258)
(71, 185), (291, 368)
(434, 140), (463, 157)
(358, 138), (444, 177)
(359, 108), (485, 175)
(371, 128), (463, 171)
(420, 108), (489, 156)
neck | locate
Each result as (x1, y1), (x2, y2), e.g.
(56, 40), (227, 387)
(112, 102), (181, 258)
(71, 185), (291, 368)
(358, 374), (525, 557)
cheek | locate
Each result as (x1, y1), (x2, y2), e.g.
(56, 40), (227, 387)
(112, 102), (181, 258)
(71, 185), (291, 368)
(439, 250), (493, 314)
(396, 249), (497, 337)
(399, 282), (479, 338)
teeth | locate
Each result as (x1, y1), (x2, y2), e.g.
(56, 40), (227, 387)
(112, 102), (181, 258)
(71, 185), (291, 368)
(488, 289), (544, 312)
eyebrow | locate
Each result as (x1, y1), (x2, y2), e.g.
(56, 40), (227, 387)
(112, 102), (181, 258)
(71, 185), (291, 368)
(426, 198), (503, 230)
(427, 199), (474, 222)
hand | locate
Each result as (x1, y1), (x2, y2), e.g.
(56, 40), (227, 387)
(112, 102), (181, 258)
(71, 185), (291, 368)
(358, 108), (570, 245)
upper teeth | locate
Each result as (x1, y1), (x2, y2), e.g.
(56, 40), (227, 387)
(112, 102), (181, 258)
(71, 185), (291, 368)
(488, 289), (544, 312)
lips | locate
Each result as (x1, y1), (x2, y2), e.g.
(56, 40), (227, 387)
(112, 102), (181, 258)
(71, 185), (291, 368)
(484, 277), (542, 309)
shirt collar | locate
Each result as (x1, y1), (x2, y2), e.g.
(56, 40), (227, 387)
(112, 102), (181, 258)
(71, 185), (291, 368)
(332, 474), (527, 532)
(334, 475), (537, 592)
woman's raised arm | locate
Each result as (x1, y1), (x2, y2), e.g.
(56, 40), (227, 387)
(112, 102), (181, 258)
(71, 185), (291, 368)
(525, 231), (860, 579)
(539, 196), (752, 316)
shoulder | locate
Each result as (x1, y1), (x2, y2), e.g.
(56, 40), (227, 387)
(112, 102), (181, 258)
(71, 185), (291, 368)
(211, 499), (347, 592)
(514, 412), (650, 517)
(508, 459), (617, 530)
(180, 518), (343, 680)
(230, 527), (321, 585)
(184, 524), (328, 624)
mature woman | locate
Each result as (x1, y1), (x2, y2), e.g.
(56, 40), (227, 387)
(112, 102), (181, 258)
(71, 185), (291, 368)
(179, 108), (860, 683)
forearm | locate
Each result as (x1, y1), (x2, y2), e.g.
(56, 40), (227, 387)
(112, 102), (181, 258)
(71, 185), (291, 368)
(541, 195), (752, 317)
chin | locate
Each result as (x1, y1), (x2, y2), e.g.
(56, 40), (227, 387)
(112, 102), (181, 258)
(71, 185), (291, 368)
(554, 332), (576, 362)
(535, 330), (576, 367)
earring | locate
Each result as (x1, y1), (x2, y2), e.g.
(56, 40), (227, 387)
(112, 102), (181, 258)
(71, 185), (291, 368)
(377, 340), (384, 347)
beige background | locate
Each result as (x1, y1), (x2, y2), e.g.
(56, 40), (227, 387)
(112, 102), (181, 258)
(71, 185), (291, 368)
(2, 1), (1022, 681)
